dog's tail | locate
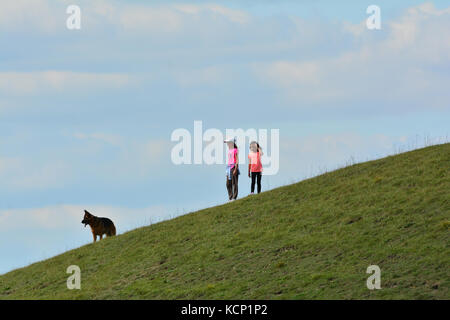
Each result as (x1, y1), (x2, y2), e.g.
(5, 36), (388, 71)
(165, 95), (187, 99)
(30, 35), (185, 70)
(104, 218), (116, 237)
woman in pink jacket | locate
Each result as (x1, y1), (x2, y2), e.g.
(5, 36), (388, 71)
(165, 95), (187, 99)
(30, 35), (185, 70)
(224, 138), (239, 200)
(248, 141), (263, 194)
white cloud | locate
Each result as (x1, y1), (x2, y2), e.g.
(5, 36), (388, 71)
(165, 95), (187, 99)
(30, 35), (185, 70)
(342, 20), (366, 37)
(0, 157), (19, 175)
(118, 6), (183, 34)
(71, 133), (173, 182)
(172, 65), (232, 87)
(118, 3), (249, 33)
(72, 132), (170, 165)
(260, 61), (320, 87)
(0, 0), (60, 33)
(212, 5), (249, 24)
(1, 1), (251, 37)
(75, 2), (250, 35)
(73, 132), (123, 146)
(0, 156), (70, 190)
(0, 71), (131, 97)
(253, 3), (450, 110)
(0, 134), (173, 192)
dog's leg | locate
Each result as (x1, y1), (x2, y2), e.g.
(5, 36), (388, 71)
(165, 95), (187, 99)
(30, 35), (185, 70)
(93, 233), (97, 243)
(100, 234), (103, 241)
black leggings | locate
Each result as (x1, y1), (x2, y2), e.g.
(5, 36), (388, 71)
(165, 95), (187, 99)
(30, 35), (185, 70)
(251, 172), (262, 193)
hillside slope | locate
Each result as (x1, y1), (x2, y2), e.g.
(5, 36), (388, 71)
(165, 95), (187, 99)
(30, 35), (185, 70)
(1, 144), (449, 299)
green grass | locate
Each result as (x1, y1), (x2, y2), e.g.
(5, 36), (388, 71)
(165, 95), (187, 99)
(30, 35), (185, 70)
(1, 144), (449, 299)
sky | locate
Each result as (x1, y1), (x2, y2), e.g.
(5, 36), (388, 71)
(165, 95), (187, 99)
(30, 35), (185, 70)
(0, 0), (449, 274)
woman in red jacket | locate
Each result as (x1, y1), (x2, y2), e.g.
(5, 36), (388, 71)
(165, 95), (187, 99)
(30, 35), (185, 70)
(248, 141), (263, 194)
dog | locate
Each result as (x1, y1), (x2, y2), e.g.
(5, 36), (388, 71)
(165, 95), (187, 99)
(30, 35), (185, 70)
(81, 210), (116, 243)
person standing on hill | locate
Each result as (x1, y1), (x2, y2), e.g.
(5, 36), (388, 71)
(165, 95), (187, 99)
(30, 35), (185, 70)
(224, 138), (239, 200)
(248, 141), (263, 194)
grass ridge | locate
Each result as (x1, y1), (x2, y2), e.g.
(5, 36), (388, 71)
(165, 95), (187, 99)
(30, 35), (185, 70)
(1, 143), (449, 299)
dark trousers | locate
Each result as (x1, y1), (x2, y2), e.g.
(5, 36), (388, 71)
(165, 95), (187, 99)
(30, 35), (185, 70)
(226, 169), (239, 200)
(251, 172), (262, 193)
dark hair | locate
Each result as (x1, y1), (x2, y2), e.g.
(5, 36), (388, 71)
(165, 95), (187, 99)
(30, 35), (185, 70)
(250, 141), (261, 151)
(226, 140), (238, 149)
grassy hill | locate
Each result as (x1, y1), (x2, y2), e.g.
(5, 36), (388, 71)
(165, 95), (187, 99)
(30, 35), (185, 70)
(1, 144), (449, 299)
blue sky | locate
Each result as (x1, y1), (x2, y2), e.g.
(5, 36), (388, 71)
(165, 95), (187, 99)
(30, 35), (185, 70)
(0, 0), (449, 274)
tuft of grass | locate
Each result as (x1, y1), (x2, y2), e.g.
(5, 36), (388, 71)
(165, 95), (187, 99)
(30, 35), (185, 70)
(0, 144), (449, 300)
(438, 220), (450, 230)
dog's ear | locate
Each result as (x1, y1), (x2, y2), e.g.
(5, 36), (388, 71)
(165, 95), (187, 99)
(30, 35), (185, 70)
(84, 210), (92, 216)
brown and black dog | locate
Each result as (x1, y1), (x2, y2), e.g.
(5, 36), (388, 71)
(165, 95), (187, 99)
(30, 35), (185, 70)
(81, 210), (116, 242)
